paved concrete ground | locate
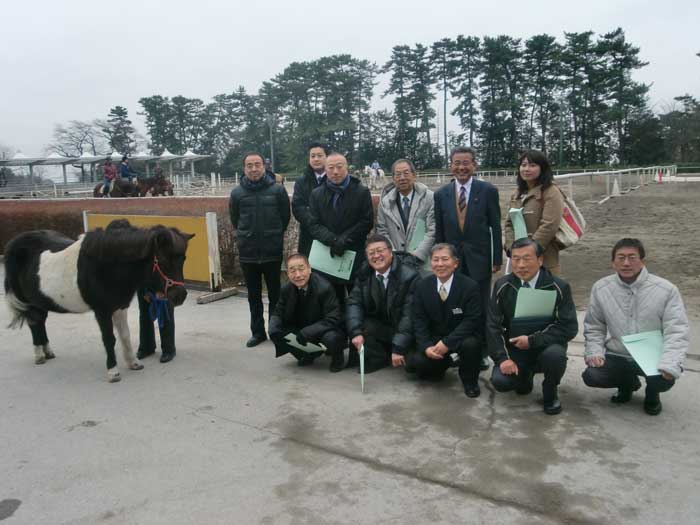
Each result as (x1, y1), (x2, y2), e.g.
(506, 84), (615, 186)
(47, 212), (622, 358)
(1, 278), (699, 524)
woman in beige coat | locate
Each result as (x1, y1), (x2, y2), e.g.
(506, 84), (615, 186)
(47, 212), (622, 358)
(504, 150), (564, 274)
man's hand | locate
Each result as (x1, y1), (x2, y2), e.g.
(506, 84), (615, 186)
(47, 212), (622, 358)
(352, 335), (364, 351)
(391, 353), (405, 367)
(585, 356), (605, 368)
(425, 345), (444, 360)
(509, 335), (530, 350)
(330, 243), (345, 258)
(296, 332), (308, 346)
(434, 340), (449, 356)
(660, 370), (674, 381)
(492, 264), (501, 273)
(500, 359), (519, 375)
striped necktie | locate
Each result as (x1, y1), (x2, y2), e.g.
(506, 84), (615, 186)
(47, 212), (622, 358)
(458, 186), (467, 213)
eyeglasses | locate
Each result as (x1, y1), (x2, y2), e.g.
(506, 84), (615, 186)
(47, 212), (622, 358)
(366, 247), (390, 257)
(452, 161), (473, 167)
(615, 254), (640, 262)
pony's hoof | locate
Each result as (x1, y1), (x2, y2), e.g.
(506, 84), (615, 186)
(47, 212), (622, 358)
(35, 356), (46, 365)
(128, 361), (144, 371)
(107, 370), (121, 383)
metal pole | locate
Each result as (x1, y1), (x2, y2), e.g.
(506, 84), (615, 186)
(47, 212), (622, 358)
(62, 164), (67, 184)
(266, 114), (275, 171)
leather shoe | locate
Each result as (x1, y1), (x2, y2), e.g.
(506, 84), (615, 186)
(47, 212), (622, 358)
(464, 383), (481, 398)
(643, 390), (662, 415)
(297, 355), (315, 367)
(160, 351), (176, 363)
(137, 348), (155, 359)
(543, 397), (562, 415)
(611, 376), (641, 404)
(329, 352), (344, 373)
(246, 334), (267, 348)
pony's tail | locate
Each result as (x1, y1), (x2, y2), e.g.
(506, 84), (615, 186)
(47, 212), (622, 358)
(3, 238), (31, 329)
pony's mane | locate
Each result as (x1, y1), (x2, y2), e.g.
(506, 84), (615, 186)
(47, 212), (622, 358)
(81, 223), (152, 262)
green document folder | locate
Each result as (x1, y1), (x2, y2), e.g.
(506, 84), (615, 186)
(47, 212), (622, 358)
(283, 334), (326, 354)
(513, 288), (557, 318)
(508, 208), (528, 241)
(621, 330), (663, 376)
(407, 218), (426, 252)
(309, 240), (356, 281)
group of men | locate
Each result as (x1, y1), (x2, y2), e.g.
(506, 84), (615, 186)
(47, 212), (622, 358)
(228, 144), (690, 416)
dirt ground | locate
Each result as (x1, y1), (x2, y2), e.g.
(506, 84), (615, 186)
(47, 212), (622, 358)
(546, 182), (699, 317)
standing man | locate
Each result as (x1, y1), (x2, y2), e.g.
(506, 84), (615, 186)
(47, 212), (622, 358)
(411, 243), (484, 397)
(229, 152), (291, 347)
(487, 239), (578, 415)
(582, 238), (690, 415)
(376, 159), (435, 263)
(308, 152), (373, 305)
(434, 146), (502, 369)
(292, 142), (329, 256)
(346, 234), (419, 373)
(268, 254), (346, 372)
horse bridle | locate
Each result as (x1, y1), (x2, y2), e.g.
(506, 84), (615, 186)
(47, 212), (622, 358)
(152, 256), (185, 295)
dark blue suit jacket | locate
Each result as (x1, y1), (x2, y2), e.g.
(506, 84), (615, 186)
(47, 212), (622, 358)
(434, 178), (502, 283)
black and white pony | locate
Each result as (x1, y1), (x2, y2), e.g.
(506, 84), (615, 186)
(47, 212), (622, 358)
(4, 219), (194, 382)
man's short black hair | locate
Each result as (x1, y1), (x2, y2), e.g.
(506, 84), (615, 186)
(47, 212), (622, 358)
(365, 234), (392, 250)
(611, 238), (646, 260)
(449, 146), (477, 163)
(307, 142), (330, 155)
(511, 238), (544, 257)
(286, 253), (310, 266)
(430, 242), (459, 260)
(242, 152), (265, 165)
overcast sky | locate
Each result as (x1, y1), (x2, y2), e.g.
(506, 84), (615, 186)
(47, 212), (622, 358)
(1, 0), (699, 157)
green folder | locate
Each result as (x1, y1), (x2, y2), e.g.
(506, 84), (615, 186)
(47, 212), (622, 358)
(621, 330), (663, 376)
(283, 334), (326, 354)
(508, 208), (528, 241)
(513, 288), (557, 318)
(407, 218), (426, 252)
(309, 240), (356, 281)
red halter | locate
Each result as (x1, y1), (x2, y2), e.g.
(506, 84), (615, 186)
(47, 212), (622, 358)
(152, 256), (185, 295)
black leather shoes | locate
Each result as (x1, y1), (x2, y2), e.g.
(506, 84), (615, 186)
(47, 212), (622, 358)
(464, 383), (481, 398)
(246, 334), (267, 348)
(137, 348), (155, 359)
(160, 351), (176, 363)
(643, 390), (662, 415)
(543, 397), (562, 415)
(297, 355), (315, 367)
(329, 352), (344, 373)
(611, 377), (641, 403)
(479, 357), (490, 371)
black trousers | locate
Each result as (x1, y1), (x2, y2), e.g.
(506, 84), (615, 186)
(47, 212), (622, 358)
(361, 317), (394, 371)
(137, 289), (175, 355)
(582, 354), (675, 395)
(409, 336), (482, 386)
(273, 329), (346, 362)
(241, 261), (281, 338)
(490, 344), (567, 401)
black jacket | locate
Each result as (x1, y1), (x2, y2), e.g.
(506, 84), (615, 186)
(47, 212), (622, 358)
(434, 178), (503, 282)
(308, 176), (373, 282)
(413, 273), (483, 352)
(228, 174), (290, 263)
(346, 256), (419, 354)
(486, 269), (578, 365)
(268, 272), (343, 341)
(292, 167), (325, 257)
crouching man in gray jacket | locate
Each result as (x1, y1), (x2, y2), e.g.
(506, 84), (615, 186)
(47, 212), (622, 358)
(582, 238), (690, 415)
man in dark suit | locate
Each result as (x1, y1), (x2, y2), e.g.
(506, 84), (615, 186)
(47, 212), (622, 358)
(268, 254), (346, 372)
(434, 146), (502, 368)
(487, 238), (578, 415)
(346, 234), (419, 374)
(411, 243), (484, 398)
(292, 142), (329, 257)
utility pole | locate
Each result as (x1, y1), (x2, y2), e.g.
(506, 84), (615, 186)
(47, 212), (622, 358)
(266, 113), (275, 171)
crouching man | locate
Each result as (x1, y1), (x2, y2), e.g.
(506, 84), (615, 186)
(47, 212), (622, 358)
(582, 238), (690, 415)
(346, 234), (419, 373)
(268, 254), (346, 372)
(487, 239), (578, 415)
(411, 243), (484, 397)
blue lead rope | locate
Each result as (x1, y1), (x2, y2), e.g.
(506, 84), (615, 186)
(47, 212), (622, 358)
(145, 292), (170, 329)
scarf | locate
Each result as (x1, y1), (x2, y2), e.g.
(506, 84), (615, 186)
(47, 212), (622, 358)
(325, 175), (351, 210)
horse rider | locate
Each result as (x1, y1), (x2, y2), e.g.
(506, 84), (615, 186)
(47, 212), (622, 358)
(102, 158), (117, 196)
(120, 155), (137, 184)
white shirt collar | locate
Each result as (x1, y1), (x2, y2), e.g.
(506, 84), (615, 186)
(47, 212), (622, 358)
(437, 273), (455, 295)
(454, 177), (473, 192)
(521, 271), (540, 289)
(315, 171), (326, 183)
(376, 268), (391, 281)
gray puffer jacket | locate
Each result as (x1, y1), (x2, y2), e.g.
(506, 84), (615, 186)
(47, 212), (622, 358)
(583, 267), (690, 378)
(376, 181), (435, 262)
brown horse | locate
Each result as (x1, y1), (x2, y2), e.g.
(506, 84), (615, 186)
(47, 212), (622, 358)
(137, 177), (174, 197)
(93, 179), (140, 198)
